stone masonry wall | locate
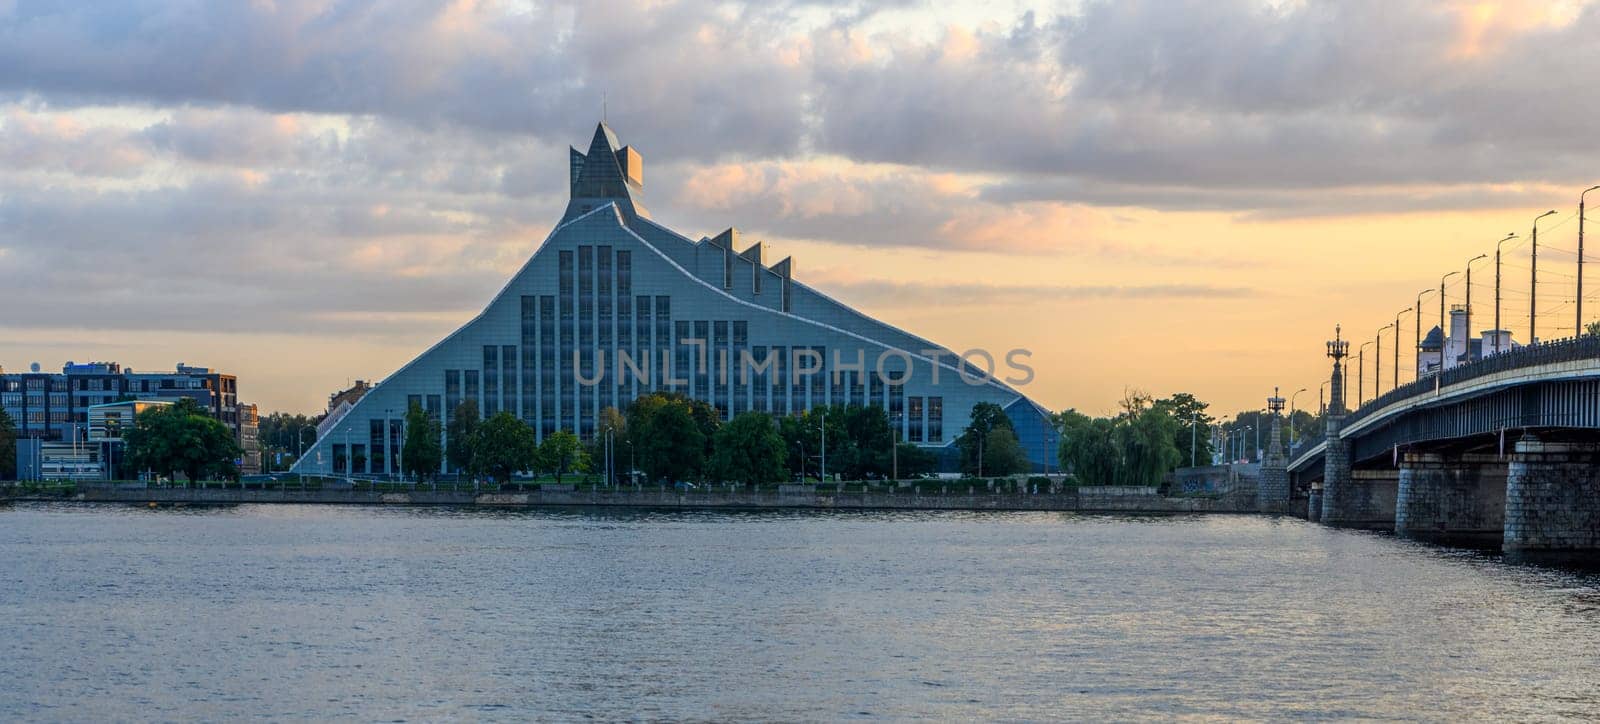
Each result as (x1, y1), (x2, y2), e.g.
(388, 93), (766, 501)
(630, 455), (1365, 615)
(1395, 452), (1506, 545)
(1505, 435), (1600, 564)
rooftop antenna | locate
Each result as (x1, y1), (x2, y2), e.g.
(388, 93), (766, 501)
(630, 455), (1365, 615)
(602, 92), (608, 123)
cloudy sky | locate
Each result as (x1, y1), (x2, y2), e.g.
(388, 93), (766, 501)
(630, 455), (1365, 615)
(3, 0), (1599, 418)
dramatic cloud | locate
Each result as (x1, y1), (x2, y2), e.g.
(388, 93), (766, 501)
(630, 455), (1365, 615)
(3, 0), (1599, 413)
(799, 277), (1261, 310)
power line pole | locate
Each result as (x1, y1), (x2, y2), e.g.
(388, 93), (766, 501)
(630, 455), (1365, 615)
(1581, 187), (1599, 335)
(1532, 210), (1557, 345)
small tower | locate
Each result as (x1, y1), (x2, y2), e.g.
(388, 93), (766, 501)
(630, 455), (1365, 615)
(1322, 325), (1357, 524)
(1258, 387), (1290, 510)
(1326, 324), (1350, 417)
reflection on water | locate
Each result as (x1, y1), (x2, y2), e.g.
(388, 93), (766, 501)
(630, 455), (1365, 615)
(2, 503), (1599, 720)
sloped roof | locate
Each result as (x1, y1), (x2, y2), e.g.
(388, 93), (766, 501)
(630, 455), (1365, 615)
(1420, 325), (1445, 350)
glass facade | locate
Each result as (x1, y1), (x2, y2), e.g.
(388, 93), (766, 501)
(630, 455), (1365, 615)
(293, 123), (1056, 477)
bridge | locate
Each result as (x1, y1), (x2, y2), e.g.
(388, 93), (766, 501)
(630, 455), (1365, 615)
(1278, 332), (1600, 564)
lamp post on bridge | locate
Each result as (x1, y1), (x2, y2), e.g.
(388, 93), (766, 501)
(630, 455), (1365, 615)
(1375, 323), (1392, 402)
(1495, 233), (1517, 355)
(1531, 209), (1558, 346)
(1358, 340), (1374, 408)
(1289, 387), (1307, 446)
(1393, 307), (1409, 392)
(1465, 253), (1488, 363)
(1580, 186), (1599, 336)
(1439, 271), (1461, 375)
(1415, 288), (1434, 380)
(1319, 380), (1329, 416)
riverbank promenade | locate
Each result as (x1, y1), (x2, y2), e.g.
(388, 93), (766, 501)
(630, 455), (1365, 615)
(4, 481), (1260, 514)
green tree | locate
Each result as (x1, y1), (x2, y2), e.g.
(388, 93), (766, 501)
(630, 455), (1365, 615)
(1155, 392), (1213, 468)
(981, 427), (1030, 477)
(537, 429), (588, 484)
(257, 411), (323, 471)
(710, 412), (788, 487)
(470, 411), (537, 484)
(778, 412), (819, 480)
(446, 399), (480, 474)
(401, 401), (443, 482)
(627, 393), (708, 483)
(584, 407), (629, 485)
(893, 442), (937, 479)
(0, 405), (16, 480)
(1115, 406), (1181, 487)
(1587, 320), (1600, 337)
(125, 398), (241, 483)
(1057, 391), (1184, 487)
(1059, 413), (1117, 485)
(958, 402), (1014, 476)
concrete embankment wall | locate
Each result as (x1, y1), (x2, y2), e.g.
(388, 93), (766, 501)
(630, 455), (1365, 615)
(18, 485), (1269, 514)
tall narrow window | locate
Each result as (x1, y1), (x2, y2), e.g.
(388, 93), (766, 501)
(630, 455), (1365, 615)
(445, 370), (461, 422)
(502, 345), (517, 417)
(521, 297), (537, 427)
(655, 297), (671, 392)
(713, 321), (729, 419)
(540, 295), (557, 437)
(927, 396), (943, 443)
(482, 345), (499, 417)
(617, 251), (632, 295)
(908, 396), (924, 443)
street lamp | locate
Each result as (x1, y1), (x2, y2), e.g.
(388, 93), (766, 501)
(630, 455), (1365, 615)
(1580, 186), (1599, 336)
(297, 427), (315, 488)
(1289, 387), (1307, 445)
(1439, 270), (1461, 374)
(1531, 209), (1558, 345)
(1465, 253), (1488, 363)
(1393, 306), (1409, 392)
(1375, 323), (1393, 401)
(1415, 288), (1434, 378)
(1495, 233), (1518, 354)
(1319, 380), (1329, 415)
(1358, 340), (1374, 407)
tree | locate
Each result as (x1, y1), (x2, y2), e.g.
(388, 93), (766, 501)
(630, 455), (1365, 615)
(627, 393), (708, 483)
(1155, 393), (1213, 467)
(981, 427), (1030, 477)
(584, 407), (629, 485)
(470, 412), (537, 484)
(1115, 406), (1181, 487)
(1587, 320), (1600, 337)
(958, 402), (1014, 476)
(778, 412), (819, 480)
(1059, 414), (1117, 485)
(125, 398), (241, 483)
(401, 401), (442, 482)
(446, 399), (480, 474)
(0, 406), (16, 480)
(710, 412), (788, 486)
(537, 430), (588, 484)
(893, 442), (937, 479)
(257, 411), (323, 471)
(1057, 394), (1183, 487)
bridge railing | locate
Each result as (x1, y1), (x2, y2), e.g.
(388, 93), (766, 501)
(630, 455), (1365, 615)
(1346, 334), (1600, 427)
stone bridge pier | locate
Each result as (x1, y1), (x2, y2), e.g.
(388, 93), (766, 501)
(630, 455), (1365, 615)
(1395, 452), (1507, 547)
(1323, 466), (1399, 529)
(1504, 434), (1600, 565)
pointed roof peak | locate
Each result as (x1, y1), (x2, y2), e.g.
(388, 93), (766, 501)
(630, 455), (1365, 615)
(590, 121), (620, 154)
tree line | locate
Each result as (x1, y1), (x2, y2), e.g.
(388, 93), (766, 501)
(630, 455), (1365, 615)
(393, 392), (973, 485)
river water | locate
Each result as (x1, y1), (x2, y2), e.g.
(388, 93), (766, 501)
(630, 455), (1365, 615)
(3, 503), (1599, 721)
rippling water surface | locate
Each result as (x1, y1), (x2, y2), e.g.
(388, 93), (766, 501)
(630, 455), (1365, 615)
(3, 503), (1600, 721)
